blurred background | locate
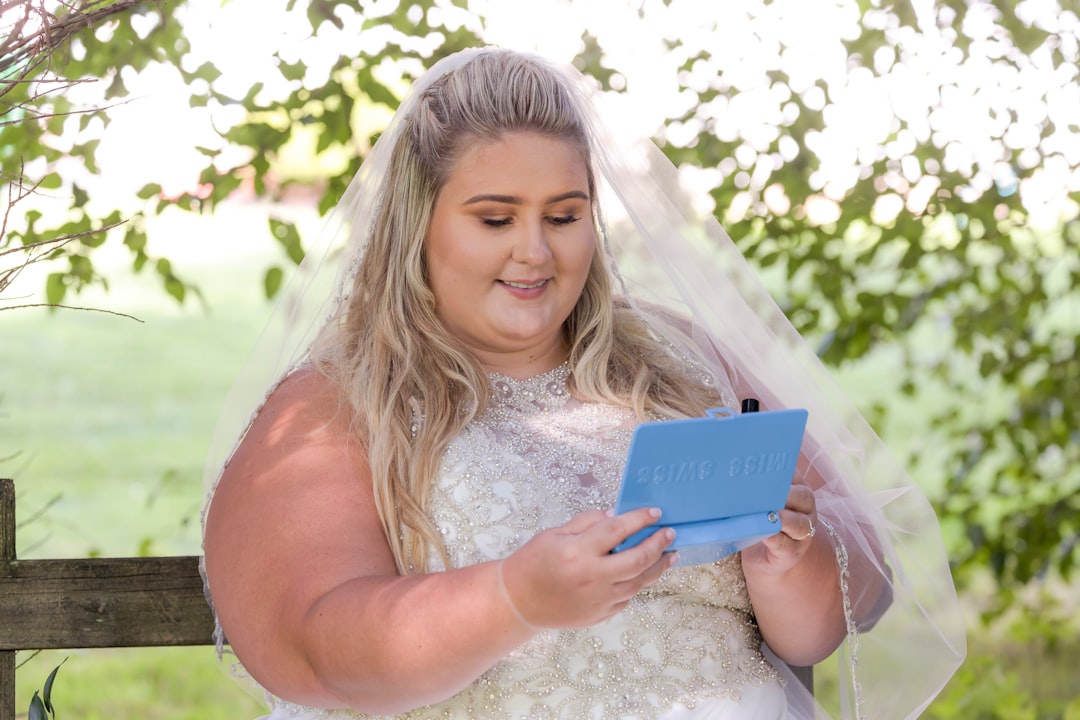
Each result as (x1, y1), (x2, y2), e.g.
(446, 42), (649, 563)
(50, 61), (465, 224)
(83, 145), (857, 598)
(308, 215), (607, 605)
(2, 0), (1078, 717)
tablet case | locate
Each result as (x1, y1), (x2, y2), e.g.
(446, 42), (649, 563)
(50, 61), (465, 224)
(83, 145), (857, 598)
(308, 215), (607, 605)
(613, 407), (808, 567)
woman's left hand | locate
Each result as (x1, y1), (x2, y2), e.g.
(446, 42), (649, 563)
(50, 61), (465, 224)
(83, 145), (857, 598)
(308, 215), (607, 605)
(740, 481), (817, 576)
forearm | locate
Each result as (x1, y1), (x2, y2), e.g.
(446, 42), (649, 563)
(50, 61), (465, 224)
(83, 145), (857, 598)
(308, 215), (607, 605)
(744, 533), (845, 666)
(298, 560), (535, 714)
(746, 523), (887, 666)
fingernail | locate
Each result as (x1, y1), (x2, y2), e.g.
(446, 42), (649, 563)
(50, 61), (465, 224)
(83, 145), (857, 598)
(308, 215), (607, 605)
(667, 552), (680, 567)
(649, 507), (662, 519)
(605, 508), (615, 517)
(664, 528), (676, 543)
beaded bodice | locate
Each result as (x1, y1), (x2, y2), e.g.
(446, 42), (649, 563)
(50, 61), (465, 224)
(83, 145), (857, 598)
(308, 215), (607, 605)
(267, 365), (779, 719)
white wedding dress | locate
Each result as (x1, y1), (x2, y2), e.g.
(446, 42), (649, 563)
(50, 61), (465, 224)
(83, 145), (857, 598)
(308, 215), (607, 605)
(239, 364), (788, 719)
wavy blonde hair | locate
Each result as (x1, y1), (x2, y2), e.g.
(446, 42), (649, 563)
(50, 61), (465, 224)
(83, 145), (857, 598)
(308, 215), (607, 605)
(314, 50), (722, 573)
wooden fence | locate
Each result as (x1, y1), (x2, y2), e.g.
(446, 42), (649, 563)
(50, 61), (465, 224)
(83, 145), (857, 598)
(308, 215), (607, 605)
(0, 478), (214, 720)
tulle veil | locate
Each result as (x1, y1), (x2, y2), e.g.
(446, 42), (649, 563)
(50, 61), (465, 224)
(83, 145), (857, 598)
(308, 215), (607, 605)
(201, 47), (966, 719)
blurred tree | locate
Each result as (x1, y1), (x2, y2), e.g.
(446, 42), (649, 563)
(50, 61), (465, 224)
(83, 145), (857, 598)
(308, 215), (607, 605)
(657, 0), (1079, 617)
(0, 0), (163, 308)
(2, 0), (1077, 619)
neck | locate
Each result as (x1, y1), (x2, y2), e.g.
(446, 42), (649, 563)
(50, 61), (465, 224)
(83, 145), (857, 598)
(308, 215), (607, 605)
(473, 338), (570, 380)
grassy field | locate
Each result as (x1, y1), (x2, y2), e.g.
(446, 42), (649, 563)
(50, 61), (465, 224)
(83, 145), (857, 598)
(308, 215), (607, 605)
(3, 201), (1078, 718)
(2, 204), (277, 559)
(2, 202), (287, 716)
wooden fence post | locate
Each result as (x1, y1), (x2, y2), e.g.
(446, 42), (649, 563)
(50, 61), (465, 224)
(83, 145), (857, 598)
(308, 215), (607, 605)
(1, 478), (16, 720)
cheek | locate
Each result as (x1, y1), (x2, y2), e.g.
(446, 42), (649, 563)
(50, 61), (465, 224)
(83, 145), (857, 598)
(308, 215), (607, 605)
(424, 241), (460, 308)
(427, 228), (474, 288)
(567, 235), (598, 281)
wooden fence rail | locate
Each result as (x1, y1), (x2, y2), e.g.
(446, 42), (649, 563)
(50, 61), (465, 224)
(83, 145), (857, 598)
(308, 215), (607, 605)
(0, 478), (215, 720)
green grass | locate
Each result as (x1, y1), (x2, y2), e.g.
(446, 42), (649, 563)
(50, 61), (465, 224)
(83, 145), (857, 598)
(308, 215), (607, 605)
(3, 202), (1079, 717)
(1, 204), (284, 558)
(3, 305), (252, 557)
(4, 205), (282, 717)
(14, 647), (266, 719)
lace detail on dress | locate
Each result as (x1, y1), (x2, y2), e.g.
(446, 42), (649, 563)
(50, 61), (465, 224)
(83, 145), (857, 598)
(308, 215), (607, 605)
(259, 365), (782, 719)
(407, 366), (778, 718)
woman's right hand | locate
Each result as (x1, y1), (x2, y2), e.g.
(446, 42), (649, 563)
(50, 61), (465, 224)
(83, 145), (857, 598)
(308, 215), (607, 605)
(499, 507), (677, 629)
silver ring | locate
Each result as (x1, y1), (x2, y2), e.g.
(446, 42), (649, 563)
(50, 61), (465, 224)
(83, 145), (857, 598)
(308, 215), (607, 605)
(794, 517), (816, 541)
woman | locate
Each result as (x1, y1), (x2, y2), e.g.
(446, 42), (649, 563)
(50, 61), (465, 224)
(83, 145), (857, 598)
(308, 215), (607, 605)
(202, 48), (964, 719)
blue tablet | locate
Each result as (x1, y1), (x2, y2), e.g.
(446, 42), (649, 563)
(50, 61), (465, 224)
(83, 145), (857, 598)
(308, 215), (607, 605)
(613, 407), (808, 566)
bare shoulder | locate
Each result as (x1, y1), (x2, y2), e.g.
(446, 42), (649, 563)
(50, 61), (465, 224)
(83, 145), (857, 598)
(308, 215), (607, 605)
(204, 365), (396, 699)
(248, 364), (352, 441)
(208, 366), (359, 507)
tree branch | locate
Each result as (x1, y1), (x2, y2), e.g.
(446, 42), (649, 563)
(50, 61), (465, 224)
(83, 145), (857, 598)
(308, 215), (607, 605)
(0, 0), (154, 78)
(0, 302), (144, 321)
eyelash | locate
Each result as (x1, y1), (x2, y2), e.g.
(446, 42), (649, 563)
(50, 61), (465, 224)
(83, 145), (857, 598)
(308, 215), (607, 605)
(481, 215), (581, 227)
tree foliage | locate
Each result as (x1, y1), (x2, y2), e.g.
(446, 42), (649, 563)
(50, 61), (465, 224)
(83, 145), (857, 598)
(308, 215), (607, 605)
(2, 0), (1078, 617)
(1, 0), (190, 307)
(655, 0), (1079, 612)
(665, 1), (1080, 613)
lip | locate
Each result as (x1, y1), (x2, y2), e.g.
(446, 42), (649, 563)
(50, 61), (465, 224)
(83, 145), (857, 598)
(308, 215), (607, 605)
(499, 279), (549, 289)
(498, 278), (550, 297)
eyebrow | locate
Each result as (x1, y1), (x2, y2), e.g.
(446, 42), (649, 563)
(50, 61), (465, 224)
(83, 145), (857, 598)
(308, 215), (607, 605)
(462, 190), (590, 206)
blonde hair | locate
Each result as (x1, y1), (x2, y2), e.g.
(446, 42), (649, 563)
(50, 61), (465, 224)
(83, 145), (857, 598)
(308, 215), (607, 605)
(315, 50), (721, 573)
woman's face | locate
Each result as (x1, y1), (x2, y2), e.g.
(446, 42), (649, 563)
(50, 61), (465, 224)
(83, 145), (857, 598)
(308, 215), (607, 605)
(425, 131), (596, 376)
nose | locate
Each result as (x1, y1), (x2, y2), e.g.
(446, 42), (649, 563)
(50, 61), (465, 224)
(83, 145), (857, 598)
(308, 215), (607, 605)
(511, 218), (553, 265)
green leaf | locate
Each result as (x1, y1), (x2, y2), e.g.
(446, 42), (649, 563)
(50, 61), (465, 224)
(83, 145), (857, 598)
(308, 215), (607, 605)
(242, 82), (266, 107)
(46, 109), (67, 136)
(306, 0), (343, 31)
(25, 209), (42, 233)
(80, 228), (108, 248)
(136, 183), (162, 200)
(277, 57), (306, 82)
(69, 254), (93, 282)
(77, 139), (101, 173)
(124, 226), (147, 253)
(269, 218), (305, 265)
(137, 537), (154, 557)
(264, 265), (284, 299)
(164, 276), (185, 302)
(357, 67), (399, 109)
(192, 61), (222, 83)
(43, 658), (66, 714)
(45, 273), (67, 306)
(28, 691), (47, 720)
(39, 173), (63, 190)
(72, 183), (89, 207)
(105, 72), (127, 99)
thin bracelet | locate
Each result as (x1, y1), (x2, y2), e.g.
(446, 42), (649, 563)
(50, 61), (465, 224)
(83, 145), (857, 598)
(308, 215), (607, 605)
(496, 559), (541, 631)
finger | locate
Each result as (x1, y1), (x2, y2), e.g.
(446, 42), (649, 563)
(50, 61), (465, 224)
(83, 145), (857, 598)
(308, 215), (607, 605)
(562, 509), (612, 534)
(612, 548), (676, 602)
(587, 506), (663, 552)
(778, 508), (815, 542)
(606, 525), (675, 580)
(758, 531), (791, 556)
(784, 484), (815, 514)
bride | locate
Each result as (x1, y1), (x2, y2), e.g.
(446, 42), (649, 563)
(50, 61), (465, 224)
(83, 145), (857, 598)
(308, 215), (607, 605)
(201, 47), (964, 719)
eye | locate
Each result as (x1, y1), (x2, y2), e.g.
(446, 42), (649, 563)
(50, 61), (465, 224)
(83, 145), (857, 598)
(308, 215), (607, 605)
(482, 217), (513, 227)
(550, 215), (581, 226)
